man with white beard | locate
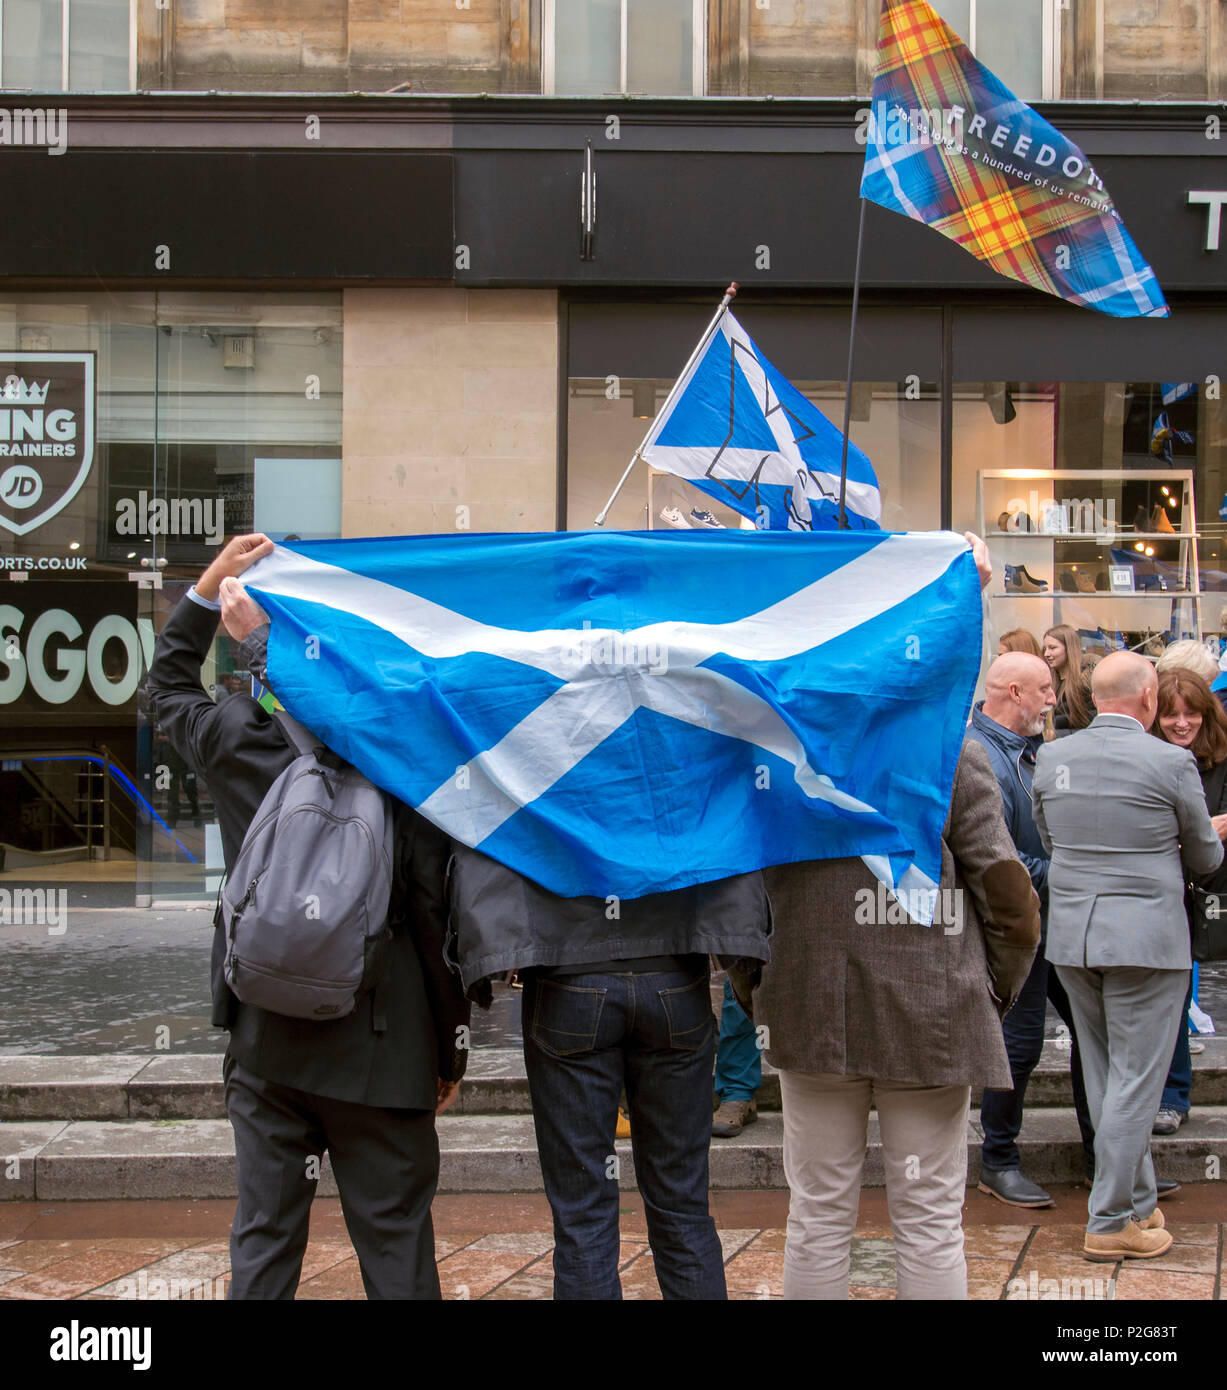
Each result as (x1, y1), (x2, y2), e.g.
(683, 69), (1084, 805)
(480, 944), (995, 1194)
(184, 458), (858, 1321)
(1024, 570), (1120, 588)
(966, 653), (1097, 1209)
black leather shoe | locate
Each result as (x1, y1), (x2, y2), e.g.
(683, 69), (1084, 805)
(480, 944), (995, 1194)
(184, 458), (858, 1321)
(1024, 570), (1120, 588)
(1156, 1179), (1181, 1200)
(977, 1167), (1056, 1208)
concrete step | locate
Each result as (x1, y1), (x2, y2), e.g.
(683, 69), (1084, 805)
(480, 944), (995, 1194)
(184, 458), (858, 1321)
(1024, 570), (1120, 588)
(2, 1107), (1224, 1200)
(4, 1041), (1225, 1122)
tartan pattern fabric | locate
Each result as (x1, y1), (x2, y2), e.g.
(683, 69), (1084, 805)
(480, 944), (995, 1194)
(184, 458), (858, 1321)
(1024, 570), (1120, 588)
(862, 0), (1168, 318)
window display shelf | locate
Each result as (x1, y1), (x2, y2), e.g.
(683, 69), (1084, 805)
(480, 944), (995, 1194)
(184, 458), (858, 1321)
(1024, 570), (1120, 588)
(977, 469), (1202, 653)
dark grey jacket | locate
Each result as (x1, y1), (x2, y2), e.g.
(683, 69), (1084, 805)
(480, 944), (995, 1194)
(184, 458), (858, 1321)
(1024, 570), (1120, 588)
(448, 843), (773, 999)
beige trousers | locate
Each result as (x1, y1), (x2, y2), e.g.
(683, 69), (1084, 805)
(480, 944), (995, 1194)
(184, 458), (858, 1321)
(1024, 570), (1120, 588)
(779, 1070), (972, 1300)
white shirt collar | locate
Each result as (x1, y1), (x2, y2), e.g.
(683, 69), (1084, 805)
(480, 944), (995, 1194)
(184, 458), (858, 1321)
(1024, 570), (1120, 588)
(1093, 712), (1146, 732)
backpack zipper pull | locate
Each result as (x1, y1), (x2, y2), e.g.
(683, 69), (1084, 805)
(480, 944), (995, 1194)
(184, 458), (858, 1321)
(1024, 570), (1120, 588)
(308, 767), (336, 799)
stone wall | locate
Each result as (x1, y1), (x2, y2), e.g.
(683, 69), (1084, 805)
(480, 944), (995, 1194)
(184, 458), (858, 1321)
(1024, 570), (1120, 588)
(138, 1), (1226, 102)
(1065, 0), (1222, 101)
(147, 0), (535, 94)
(341, 288), (558, 537)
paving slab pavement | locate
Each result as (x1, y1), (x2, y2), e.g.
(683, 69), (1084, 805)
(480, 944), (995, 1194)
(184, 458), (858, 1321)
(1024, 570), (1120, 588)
(0, 1188), (1221, 1301)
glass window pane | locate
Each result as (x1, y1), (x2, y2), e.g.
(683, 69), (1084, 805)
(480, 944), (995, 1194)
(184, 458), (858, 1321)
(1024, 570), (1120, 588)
(975, 0), (1044, 100)
(929, 0), (972, 46)
(553, 0), (621, 96)
(956, 379), (1226, 667)
(566, 378), (939, 533)
(69, 0), (130, 92)
(3, 0), (64, 90)
(627, 0), (693, 96)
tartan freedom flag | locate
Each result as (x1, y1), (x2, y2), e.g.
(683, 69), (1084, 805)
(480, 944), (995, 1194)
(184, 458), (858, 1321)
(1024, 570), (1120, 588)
(639, 309), (882, 531)
(242, 529), (982, 923)
(862, 0), (1168, 319)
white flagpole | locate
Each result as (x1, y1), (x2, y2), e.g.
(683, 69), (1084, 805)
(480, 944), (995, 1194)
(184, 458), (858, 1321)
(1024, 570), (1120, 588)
(593, 281), (739, 528)
(837, 198), (868, 531)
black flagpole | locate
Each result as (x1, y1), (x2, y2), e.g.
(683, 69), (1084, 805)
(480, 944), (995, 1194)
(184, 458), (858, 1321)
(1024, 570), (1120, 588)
(837, 197), (868, 531)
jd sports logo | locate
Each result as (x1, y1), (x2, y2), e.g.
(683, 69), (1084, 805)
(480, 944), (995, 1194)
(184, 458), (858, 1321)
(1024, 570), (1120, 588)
(0, 352), (96, 537)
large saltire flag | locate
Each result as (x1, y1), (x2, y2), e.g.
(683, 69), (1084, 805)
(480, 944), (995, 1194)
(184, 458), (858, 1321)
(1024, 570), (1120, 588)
(242, 528), (981, 925)
(639, 309), (882, 531)
(862, 0), (1168, 318)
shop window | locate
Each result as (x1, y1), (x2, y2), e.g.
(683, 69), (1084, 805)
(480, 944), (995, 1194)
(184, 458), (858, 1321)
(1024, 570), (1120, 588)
(930, 0), (1059, 101)
(543, 0), (705, 97)
(0, 292), (343, 907)
(566, 377), (939, 535)
(1, 0), (134, 92)
(954, 380), (1227, 664)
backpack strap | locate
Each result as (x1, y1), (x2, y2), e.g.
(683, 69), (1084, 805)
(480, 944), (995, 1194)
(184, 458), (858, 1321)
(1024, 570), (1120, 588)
(271, 708), (323, 758)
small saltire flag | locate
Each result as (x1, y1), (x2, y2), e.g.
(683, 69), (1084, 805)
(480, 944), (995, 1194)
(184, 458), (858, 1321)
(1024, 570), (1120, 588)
(639, 309), (882, 531)
(1150, 411), (1194, 463)
(862, 0), (1168, 319)
(242, 529), (981, 923)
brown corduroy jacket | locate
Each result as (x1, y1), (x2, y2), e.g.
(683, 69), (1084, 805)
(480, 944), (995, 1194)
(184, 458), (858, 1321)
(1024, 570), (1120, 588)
(751, 737), (1040, 1090)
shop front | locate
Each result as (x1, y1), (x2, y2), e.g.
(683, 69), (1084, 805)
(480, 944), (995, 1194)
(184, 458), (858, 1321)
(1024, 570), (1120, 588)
(1, 94), (1223, 905)
(0, 292), (342, 906)
(562, 299), (1227, 671)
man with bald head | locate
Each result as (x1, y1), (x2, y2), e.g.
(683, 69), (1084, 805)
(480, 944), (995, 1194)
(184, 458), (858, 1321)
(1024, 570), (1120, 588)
(967, 653), (1095, 1209)
(1033, 651), (1223, 1262)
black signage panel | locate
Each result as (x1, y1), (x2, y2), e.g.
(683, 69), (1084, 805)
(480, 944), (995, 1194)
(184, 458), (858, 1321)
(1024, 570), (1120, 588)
(456, 149), (1227, 293)
(0, 580), (144, 722)
(0, 150), (454, 279)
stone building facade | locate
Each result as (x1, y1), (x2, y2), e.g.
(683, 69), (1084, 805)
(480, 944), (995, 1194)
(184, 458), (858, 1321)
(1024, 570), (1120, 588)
(136, 1), (1225, 101)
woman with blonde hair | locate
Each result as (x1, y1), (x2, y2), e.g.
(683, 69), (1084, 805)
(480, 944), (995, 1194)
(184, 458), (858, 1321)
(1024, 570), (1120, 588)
(1042, 625), (1092, 735)
(1155, 640), (1219, 686)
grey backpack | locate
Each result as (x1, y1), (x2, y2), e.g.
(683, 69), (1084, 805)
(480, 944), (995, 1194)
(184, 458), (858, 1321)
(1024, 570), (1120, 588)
(221, 711), (395, 1024)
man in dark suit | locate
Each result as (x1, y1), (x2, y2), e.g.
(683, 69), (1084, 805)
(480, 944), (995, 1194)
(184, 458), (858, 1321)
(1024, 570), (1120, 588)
(146, 533), (468, 1300)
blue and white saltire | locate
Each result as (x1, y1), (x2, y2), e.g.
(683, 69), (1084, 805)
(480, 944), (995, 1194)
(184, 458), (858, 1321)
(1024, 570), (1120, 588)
(1162, 383), (1197, 407)
(639, 310), (882, 532)
(242, 529), (981, 924)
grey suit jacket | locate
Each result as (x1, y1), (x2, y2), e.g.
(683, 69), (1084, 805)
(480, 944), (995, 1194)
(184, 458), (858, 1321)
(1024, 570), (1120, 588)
(1032, 713), (1223, 970)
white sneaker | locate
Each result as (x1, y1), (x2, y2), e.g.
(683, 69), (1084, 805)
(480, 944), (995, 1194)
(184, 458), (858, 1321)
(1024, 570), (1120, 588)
(689, 508), (723, 528)
(659, 506), (691, 529)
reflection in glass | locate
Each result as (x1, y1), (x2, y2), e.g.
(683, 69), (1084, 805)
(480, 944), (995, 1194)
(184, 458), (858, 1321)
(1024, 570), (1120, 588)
(3, 0), (63, 90)
(566, 378), (939, 533)
(627, 0), (693, 96)
(553, 0), (620, 95)
(69, 0), (130, 92)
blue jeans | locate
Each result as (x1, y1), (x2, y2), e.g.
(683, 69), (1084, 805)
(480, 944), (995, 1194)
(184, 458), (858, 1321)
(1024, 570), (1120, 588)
(521, 965), (726, 1301)
(980, 948), (1095, 1172)
(715, 977), (762, 1102)
(1160, 975), (1194, 1114)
